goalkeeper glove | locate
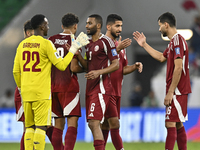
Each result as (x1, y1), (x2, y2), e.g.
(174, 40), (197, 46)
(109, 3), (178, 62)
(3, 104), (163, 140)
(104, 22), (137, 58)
(69, 32), (89, 54)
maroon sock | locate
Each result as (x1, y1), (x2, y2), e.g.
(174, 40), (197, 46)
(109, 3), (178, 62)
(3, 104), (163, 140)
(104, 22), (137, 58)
(20, 132), (25, 150)
(102, 130), (109, 146)
(46, 126), (54, 142)
(51, 127), (64, 150)
(94, 140), (105, 150)
(165, 127), (177, 150)
(110, 129), (123, 150)
(64, 127), (77, 150)
(177, 126), (187, 150)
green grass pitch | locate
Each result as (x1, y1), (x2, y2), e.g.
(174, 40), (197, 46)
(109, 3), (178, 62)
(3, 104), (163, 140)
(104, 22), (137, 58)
(0, 142), (200, 150)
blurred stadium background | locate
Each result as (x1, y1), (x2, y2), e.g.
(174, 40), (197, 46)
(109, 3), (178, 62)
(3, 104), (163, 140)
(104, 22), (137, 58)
(0, 0), (200, 149)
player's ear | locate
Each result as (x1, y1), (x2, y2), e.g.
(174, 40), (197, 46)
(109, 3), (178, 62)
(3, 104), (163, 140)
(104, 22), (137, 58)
(74, 24), (78, 30)
(106, 24), (111, 31)
(164, 22), (169, 28)
(40, 24), (45, 31)
(61, 25), (64, 30)
(97, 23), (101, 29)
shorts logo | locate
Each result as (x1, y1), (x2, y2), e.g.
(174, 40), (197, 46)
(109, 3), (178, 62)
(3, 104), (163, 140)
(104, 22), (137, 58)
(89, 113), (94, 117)
(94, 45), (99, 51)
(111, 48), (117, 56)
(175, 47), (180, 55)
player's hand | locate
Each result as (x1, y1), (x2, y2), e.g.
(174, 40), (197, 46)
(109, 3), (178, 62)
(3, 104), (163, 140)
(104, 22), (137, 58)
(135, 62), (143, 73)
(66, 43), (81, 55)
(76, 32), (90, 46)
(133, 31), (146, 47)
(116, 36), (132, 53)
(65, 43), (70, 51)
(85, 70), (101, 79)
(164, 92), (173, 107)
(69, 32), (89, 54)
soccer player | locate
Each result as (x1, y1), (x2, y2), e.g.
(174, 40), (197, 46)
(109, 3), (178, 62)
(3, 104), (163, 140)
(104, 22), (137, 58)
(133, 12), (191, 150)
(13, 14), (89, 150)
(102, 14), (143, 150)
(14, 20), (34, 150)
(84, 14), (119, 150)
(15, 20), (34, 149)
(46, 13), (83, 150)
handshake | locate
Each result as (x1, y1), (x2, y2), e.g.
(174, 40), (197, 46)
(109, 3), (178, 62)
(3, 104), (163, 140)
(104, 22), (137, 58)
(69, 32), (90, 54)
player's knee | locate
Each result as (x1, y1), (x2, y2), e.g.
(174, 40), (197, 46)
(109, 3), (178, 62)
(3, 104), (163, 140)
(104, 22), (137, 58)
(67, 116), (79, 128)
(88, 120), (100, 131)
(110, 122), (120, 129)
(108, 118), (120, 129)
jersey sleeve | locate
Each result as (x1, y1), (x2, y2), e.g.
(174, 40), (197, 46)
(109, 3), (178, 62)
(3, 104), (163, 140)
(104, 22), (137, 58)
(163, 48), (168, 58)
(173, 36), (184, 60)
(101, 38), (118, 61)
(13, 45), (21, 87)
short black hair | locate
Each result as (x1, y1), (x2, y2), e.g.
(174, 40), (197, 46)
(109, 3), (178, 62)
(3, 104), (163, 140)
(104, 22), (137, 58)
(62, 13), (79, 28)
(158, 12), (176, 27)
(106, 14), (123, 25)
(24, 20), (33, 33)
(31, 14), (46, 29)
(88, 14), (103, 29)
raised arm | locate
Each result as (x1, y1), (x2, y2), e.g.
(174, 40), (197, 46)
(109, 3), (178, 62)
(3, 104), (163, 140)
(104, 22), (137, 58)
(133, 31), (166, 62)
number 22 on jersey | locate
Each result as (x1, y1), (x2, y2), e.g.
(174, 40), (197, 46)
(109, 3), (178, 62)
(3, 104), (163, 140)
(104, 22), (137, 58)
(23, 51), (41, 72)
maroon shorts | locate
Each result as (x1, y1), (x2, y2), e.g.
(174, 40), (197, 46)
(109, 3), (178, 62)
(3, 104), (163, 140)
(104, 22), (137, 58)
(165, 94), (188, 122)
(14, 87), (24, 122)
(105, 95), (121, 119)
(86, 93), (110, 123)
(52, 92), (81, 118)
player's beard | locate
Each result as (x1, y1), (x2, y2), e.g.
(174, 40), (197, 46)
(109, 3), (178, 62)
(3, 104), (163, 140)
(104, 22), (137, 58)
(160, 29), (167, 37)
(162, 32), (167, 37)
(111, 30), (120, 39)
(87, 26), (97, 36)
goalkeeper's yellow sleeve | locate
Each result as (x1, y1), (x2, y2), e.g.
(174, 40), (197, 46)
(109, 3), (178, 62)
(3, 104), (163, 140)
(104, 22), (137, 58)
(13, 72), (21, 88)
(55, 52), (74, 71)
(13, 48), (21, 88)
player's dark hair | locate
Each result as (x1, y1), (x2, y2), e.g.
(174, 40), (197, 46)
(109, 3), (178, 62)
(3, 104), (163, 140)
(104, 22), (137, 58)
(89, 14), (103, 29)
(31, 14), (46, 29)
(24, 20), (33, 33)
(158, 12), (176, 27)
(62, 13), (79, 28)
(106, 14), (123, 25)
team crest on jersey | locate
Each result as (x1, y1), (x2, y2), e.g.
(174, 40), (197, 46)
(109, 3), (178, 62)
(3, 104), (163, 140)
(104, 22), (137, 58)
(94, 45), (99, 51)
(175, 47), (180, 55)
(111, 48), (117, 56)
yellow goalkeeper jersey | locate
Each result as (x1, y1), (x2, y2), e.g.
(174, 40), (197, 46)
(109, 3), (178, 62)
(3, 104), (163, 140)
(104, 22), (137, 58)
(13, 35), (73, 101)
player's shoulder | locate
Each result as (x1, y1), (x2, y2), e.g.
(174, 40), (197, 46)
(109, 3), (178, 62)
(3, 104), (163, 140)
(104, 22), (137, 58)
(48, 33), (60, 40)
(172, 33), (185, 43)
(101, 34), (115, 48)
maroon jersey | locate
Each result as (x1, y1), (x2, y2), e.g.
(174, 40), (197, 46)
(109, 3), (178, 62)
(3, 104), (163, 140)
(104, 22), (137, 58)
(163, 33), (191, 95)
(49, 33), (79, 93)
(110, 41), (128, 96)
(85, 35), (118, 95)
